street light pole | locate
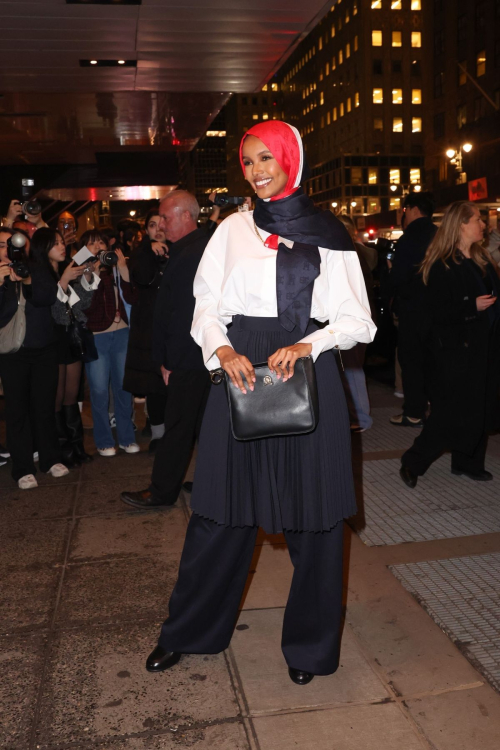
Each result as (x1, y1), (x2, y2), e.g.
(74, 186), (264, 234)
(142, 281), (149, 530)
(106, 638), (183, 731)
(446, 143), (473, 184)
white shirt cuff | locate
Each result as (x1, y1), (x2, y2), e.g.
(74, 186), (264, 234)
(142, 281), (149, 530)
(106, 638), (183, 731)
(201, 324), (232, 370)
(57, 283), (80, 307)
(81, 271), (100, 291)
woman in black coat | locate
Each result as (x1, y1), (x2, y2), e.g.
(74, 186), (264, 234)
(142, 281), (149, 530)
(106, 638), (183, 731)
(400, 201), (500, 488)
(123, 208), (169, 450)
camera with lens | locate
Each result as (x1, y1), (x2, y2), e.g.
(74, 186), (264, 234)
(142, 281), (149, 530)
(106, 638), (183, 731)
(21, 178), (42, 220)
(211, 195), (247, 207)
(7, 233), (30, 279)
(377, 236), (397, 261)
(96, 249), (118, 267)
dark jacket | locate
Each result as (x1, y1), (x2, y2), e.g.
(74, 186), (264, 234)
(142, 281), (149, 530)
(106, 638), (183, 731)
(85, 267), (136, 333)
(0, 267), (58, 350)
(152, 228), (208, 371)
(123, 237), (169, 395)
(426, 257), (500, 453)
(386, 217), (437, 317)
(51, 278), (96, 326)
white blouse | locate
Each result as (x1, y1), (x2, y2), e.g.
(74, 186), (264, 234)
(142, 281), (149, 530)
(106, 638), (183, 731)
(191, 210), (376, 371)
(57, 271), (101, 307)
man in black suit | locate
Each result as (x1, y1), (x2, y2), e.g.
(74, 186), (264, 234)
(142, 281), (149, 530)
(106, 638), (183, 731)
(120, 190), (212, 509)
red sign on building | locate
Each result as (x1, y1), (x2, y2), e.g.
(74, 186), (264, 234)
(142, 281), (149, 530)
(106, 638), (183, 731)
(468, 177), (488, 201)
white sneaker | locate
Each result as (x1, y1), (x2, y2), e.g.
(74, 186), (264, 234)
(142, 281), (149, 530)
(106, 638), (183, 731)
(119, 443), (140, 454)
(98, 447), (117, 457)
(18, 474), (38, 490)
(47, 463), (70, 478)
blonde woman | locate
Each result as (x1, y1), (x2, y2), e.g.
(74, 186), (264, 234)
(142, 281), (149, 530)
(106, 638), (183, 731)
(400, 201), (500, 488)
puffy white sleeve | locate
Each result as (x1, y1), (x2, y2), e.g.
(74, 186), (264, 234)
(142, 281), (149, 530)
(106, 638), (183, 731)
(191, 221), (233, 371)
(298, 250), (376, 360)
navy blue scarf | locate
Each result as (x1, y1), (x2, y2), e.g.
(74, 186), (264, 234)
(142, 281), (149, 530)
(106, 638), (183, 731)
(254, 188), (355, 334)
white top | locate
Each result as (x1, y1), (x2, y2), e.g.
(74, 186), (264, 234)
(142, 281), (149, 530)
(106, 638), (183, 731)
(191, 210), (376, 371)
(57, 271), (100, 307)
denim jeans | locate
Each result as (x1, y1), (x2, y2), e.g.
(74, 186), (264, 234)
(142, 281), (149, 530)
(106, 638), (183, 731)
(85, 327), (135, 449)
(340, 343), (373, 430)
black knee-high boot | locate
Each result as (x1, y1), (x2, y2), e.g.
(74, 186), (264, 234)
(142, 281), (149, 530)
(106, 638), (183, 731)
(63, 403), (93, 463)
(55, 411), (77, 467)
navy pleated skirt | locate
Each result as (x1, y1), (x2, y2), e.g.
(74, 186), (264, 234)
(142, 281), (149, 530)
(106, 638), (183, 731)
(190, 315), (356, 533)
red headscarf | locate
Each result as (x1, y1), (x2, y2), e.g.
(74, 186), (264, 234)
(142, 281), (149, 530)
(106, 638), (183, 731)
(239, 121), (304, 202)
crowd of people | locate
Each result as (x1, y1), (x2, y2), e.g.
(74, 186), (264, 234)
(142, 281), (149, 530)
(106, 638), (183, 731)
(1, 119), (499, 684)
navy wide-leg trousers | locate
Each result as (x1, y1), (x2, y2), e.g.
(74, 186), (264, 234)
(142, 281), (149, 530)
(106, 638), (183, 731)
(158, 512), (345, 675)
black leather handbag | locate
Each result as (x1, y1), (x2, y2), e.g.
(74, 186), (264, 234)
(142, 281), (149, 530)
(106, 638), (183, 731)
(211, 356), (319, 440)
(66, 305), (98, 364)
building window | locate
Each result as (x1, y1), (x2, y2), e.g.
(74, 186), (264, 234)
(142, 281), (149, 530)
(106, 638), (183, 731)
(351, 167), (363, 184)
(392, 60), (402, 73)
(252, 113), (259, 120)
(345, 9), (350, 23)
(411, 88), (422, 104)
(410, 168), (421, 184)
(333, 107), (338, 121)
(368, 199), (381, 214)
(474, 97), (487, 121)
(411, 0), (421, 8)
(392, 88), (403, 104)
(327, 111), (331, 125)
(353, 2), (358, 16)
(321, 116), (325, 128)
(457, 14), (466, 45)
(339, 50), (344, 64)
(340, 102), (345, 117)
(434, 71), (444, 98)
(389, 168), (400, 184)
(393, 117), (403, 132)
(355, 92), (360, 107)
(320, 91), (324, 105)
(389, 197), (400, 210)
(411, 32), (422, 47)
(262, 113), (269, 120)
(347, 97), (352, 112)
(476, 50), (486, 77)
(271, 83), (278, 91)
(331, 23), (336, 37)
(371, 0), (382, 7)
(372, 30), (383, 46)
(434, 112), (445, 139)
(392, 31), (402, 47)
(434, 30), (444, 57)
(457, 104), (467, 128)
(476, 2), (486, 32)
(391, 0), (402, 8)
(412, 117), (422, 132)
(332, 55), (337, 70)
(458, 61), (467, 85)
(374, 117), (384, 131)
(373, 88), (383, 104)
(439, 158), (448, 182)
(346, 43), (351, 59)
(411, 60), (421, 76)
(261, 84), (268, 92)
(319, 37), (323, 51)
(326, 62), (330, 76)
(354, 35), (359, 52)
(373, 59), (383, 75)
(368, 168), (378, 184)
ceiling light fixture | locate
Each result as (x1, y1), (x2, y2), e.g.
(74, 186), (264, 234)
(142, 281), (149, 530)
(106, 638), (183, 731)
(80, 59), (136, 67)
(118, 60), (125, 65)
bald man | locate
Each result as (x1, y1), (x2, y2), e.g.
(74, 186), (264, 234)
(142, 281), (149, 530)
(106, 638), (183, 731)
(120, 190), (211, 509)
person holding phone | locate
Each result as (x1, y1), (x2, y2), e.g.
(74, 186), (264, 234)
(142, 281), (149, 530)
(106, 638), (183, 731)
(400, 202), (500, 488)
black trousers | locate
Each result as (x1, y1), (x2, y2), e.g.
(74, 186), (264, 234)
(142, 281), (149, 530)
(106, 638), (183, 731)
(0, 344), (61, 480)
(149, 369), (210, 503)
(397, 314), (430, 420)
(158, 513), (345, 675)
(146, 391), (168, 427)
(402, 412), (488, 476)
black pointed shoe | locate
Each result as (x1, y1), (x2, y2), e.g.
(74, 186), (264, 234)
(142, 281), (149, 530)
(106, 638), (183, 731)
(399, 465), (418, 489)
(146, 646), (182, 673)
(288, 667), (315, 685)
(451, 468), (493, 481)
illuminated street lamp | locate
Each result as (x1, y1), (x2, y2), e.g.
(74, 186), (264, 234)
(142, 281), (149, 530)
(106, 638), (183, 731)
(446, 143), (473, 183)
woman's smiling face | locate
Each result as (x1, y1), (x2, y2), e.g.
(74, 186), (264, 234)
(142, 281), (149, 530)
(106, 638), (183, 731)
(241, 135), (288, 200)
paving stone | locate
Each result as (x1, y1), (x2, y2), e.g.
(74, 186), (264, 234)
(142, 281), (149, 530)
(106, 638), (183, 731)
(355, 455), (500, 546)
(406, 685), (500, 750)
(252, 702), (424, 750)
(359, 406), (420, 453)
(57, 553), (181, 628)
(390, 552), (500, 693)
(75, 478), (159, 518)
(0, 632), (47, 749)
(35, 622), (241, 746)
(0, 519), (70, 571)
(0, 564), (60, 634)
(0, 482), (76, 523)
(69, 508), (187, 562)
(82, 451), (153, 481)
(229, 609), (387, 714)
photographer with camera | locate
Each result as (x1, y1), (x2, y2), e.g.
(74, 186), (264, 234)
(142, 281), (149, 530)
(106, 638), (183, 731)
(3, 197), (48, 233)
(82, 230), (139, 456)
(123, 207), (169, 452)
(0, 228), (69, 489)
(29, 228), (99, 466)
(385, 192), (437, 428)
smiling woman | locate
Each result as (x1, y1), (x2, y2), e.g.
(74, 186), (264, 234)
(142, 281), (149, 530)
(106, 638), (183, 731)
(145, 120), (377, 688)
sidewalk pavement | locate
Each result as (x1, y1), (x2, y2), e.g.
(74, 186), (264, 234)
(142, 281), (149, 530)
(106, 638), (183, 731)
(1, 381), (500, 749)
